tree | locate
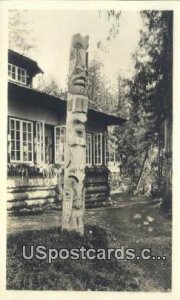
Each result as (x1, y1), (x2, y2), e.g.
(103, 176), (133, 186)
(114, 74), (152, 187)
(36, 74), (65, 98)
(9, 10), (36, 55)
(96, 10), (172, 200)
(97, 10), (122, 49)
(87, 59), (117, 112)
(130, 11), (172, 206)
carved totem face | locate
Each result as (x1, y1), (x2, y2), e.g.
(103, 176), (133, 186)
(67, 112), (87, 146)
(68, 33), (89, 95)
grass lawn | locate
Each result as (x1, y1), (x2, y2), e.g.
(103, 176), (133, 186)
(7, 202), (171, 291)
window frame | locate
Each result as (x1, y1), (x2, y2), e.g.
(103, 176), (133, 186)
(54, 125), (66, 164)
(93, 133), (103, 166)
(108, 138), (117, 165)
(86, 133), (93, 166)
(104, 133), (109, 166)
(36, 121), (45, 164)
(8, 63), (27, 85)
(9, 117), (34, 164)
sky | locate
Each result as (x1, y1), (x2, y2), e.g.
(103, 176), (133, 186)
(11, 10), (142, 90)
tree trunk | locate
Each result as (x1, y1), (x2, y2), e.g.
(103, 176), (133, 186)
(62, 33), (89, 235)
(162, 118), (172, 210)
(162, 11), (172, 210)
(134, 148), (149, 194)
(157, 132), (161, 189)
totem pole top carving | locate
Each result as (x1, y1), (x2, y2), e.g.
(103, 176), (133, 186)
(68, 33), (89, 96)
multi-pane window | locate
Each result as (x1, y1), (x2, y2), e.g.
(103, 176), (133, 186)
(55, 126), (66, 164)
(105, 136), (117, 165)
(8, 63), (27, 85)
(104, 134), (109, 165)
(86, 133), (92, 165)
(9, 118), (33, 163)
(109, 139), (117, 164)
(8, 64), (16, 81)
(94, 133), (103, 165)
(36, 121), (45, 163)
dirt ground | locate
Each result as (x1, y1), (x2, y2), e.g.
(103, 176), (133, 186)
(7, 195), (147, 234)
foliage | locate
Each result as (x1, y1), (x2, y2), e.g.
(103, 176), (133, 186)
(113, 75), (146, 183)
(8, 163), (62, 178)
(36, 74), (65, 98)
(87, 59), (117, 112)
(131, 11), (172, 199)
(9, 10), (37, 55)
(112, 11), (172, 198)
(97, 10), (122, 49)
(8, 163), (42, 178)
(132, 11), (172, 128)
(117, 74), (132, 118)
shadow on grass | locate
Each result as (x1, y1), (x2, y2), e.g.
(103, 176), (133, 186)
(7, 225), (139, 291)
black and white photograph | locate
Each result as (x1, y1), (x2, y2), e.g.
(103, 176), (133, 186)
(0, 1), (178, 297)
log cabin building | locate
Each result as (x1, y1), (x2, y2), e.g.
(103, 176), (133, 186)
(7, 49), (125, 210)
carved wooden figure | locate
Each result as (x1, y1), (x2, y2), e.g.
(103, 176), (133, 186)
(62, 33), (89, 235)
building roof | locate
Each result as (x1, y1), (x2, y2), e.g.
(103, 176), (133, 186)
(8, 49), (43, 76)
(9, 81), (126, 126)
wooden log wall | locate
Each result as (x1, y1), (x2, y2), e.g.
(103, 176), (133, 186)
(7, 168), (110, 211)
(7, 177), (61, 211)
(85, 167), (110, 208)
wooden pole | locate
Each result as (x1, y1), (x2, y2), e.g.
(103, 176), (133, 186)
(62, 33), (89, 235)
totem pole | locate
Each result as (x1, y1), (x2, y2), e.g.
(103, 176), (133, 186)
(62, 33), (89, 235)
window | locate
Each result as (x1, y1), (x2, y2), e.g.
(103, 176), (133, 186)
(36, 121), (45, 163)
(55, 126), (66, 164)
(8, 63), (27, 85)
(106, 137), (117, 165)
(86, 133), (92, 165)
(104, 133), (109, 165)
(9, 118), (33, 163)
(54, 129), (104, 166)
(93, 133), (103, 165)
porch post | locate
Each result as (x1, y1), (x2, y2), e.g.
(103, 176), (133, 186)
(62, 33), (89, 235)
